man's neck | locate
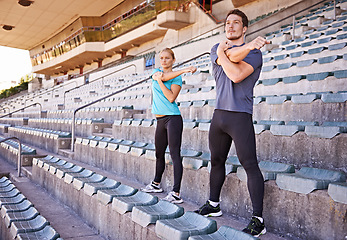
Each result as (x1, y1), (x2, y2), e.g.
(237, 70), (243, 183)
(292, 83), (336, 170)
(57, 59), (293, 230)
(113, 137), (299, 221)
(228, 37), (245, 47)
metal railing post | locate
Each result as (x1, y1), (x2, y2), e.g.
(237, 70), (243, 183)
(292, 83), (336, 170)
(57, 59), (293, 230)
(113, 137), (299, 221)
(292, 15), (295, 41)
(0, 137), (22, 177)
(71, 110), (77, 151)
(70, 52), (210, 152)
(333, 0), (336, 20)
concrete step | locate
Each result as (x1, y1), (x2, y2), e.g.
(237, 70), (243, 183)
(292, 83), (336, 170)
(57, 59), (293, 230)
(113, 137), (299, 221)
(23, 143), (288, 240)
(102, 127), (113, 135)
(0, 155), (106, 240)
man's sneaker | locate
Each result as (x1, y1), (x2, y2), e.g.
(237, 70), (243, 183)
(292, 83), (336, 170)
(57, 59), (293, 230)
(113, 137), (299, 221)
(163, 191), (184, 204)
(194, 201), (223, 217)
(242, 216), (266, 237)
(141, 181), (163, 193)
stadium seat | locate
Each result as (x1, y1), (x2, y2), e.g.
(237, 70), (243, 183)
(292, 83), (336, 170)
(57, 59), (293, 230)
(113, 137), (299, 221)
(73, 173), (106, 190)
(83, 178), (120, 196)
(305, 122), (347, 138)
(306, 72), (333, 81)
(297, 59), (316, 67)
(254, 120), (284, 134)
(97, 184), (137, 205)
(282, 75), (306, 83)
(321, 91), (347, 103)
(237, 161), (295, 182)
(64, 169), (94, 184)
(273, 121), (318, 136)
(183, 152), (210, 170)
(56, 164), (84, 179)
(261, 78), (282, 86)
(132, 200), (184, 227)
(328, 182), (347, 204)
(155, 211), (217, 240)
(0, 199), (34, 218)
(112, 190), (158, 214)
(4, 207), (39, 228)
(16, 225), (61, 240)
(276, 167), (346, 194)
(265, 95), (291, 104)
(10, 215), (49, 239)
(188, 225), (260, 240)
(291, 93), (321, 103)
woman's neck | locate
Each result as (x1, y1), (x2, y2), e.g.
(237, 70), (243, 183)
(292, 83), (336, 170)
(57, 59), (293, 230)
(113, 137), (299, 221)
(162, 67), (172, 73)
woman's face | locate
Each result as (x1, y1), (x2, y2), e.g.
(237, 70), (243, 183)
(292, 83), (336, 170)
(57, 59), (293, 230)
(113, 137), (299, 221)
(159, 51), (175, 69)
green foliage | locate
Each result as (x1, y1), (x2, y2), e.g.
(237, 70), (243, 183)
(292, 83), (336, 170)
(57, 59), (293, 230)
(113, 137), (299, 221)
(0, 74), (31, 99)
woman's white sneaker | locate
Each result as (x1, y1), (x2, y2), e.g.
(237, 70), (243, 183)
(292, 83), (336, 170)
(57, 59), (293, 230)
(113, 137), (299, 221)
(163, 191), (183, 204)
(141, 181), (163, 193)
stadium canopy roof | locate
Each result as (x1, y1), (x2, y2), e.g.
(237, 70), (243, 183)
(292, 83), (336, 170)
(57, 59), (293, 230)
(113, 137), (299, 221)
(0, 0), (123, 50)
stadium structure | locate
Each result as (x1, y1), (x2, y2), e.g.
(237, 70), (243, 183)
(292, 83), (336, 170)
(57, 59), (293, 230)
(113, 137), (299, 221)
(0, 0), (346, 239)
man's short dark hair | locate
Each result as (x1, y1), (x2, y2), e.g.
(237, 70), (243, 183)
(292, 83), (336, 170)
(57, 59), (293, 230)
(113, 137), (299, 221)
(225, 9), (248, 27)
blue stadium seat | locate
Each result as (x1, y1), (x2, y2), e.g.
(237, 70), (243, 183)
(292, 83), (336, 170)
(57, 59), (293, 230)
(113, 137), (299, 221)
(132, 200), (184, 227)
(237, 161), (295, 182)
(97, 184), (137, 205)
(276, 167), (346, 194)
(112, 191), (158, 214)
(188, 225), (259, 240)
(156, 211), (217, 240)
(328, 182), (347, 204)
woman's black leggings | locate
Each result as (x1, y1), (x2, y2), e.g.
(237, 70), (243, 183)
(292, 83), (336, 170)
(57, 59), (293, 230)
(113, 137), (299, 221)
(209, 109), (264, 217)
(154, 115), (183, 193)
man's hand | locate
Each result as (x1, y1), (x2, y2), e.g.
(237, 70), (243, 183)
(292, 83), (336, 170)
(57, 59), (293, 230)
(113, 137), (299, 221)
(217, 40), (233, 55)
(246, 36), (270, 50)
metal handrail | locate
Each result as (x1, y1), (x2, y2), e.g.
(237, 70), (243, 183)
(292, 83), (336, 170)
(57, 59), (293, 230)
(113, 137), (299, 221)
(24, 80), (78, 107)
(0, 103), (42, 119)
(0, 107), (10, 113)
(0, 137), (22, 177)
(70, 52), (210, 151)
(63, 64), (137, 108)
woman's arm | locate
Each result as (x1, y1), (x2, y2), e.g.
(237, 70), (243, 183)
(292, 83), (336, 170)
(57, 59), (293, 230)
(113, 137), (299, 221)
(152, 66), (196, 82)
(155, 72), (182, 103)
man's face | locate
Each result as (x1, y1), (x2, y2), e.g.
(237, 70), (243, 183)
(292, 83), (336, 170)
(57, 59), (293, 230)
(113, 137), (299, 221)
(225, 14), (246, 40)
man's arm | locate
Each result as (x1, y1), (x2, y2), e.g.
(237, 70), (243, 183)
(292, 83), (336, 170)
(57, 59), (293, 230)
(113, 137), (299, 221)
(217, 50), (254, 83)
(223, 36), (269, 63)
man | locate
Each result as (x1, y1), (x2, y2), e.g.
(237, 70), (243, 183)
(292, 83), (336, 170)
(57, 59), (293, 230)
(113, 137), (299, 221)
(195, 9), (269, 237)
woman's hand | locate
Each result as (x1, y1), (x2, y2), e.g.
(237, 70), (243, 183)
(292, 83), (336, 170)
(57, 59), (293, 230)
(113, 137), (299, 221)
(152, 71), (164, 81)
(185, 66), (197, 74)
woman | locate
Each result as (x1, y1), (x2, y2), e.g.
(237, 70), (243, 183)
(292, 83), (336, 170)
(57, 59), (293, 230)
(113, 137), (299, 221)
(142, 48), (196, 203)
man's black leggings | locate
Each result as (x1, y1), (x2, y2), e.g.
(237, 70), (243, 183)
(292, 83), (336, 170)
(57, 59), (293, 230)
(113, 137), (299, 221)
(154, 115), (183, 193)
(209, 109), (264, 217)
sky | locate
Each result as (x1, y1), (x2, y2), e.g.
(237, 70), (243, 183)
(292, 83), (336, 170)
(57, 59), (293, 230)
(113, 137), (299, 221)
(0, 46), (32, 91)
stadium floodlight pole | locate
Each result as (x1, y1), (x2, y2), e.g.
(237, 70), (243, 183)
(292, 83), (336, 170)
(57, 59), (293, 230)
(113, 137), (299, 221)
(0, 137), (22, 177)
(70, 52), (210, 152)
